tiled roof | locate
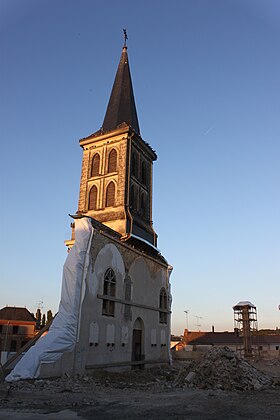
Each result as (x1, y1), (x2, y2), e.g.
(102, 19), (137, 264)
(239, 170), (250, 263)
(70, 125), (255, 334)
(0, 306), (36, 322)
(183, 331), (280, 345)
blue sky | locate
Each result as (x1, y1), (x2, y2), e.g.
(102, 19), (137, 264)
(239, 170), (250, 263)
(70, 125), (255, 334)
(1, 0), (280, 335)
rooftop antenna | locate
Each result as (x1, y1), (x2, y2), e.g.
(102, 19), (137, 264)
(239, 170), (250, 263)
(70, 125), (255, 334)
(123, 28), (128, 47)
(184, 310), (190, 330)
(37, 301), (44, 311)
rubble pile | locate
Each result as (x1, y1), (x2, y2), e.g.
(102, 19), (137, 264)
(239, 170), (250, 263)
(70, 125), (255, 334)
(178, 346), (272, 391)
(1, 348), (275, 396)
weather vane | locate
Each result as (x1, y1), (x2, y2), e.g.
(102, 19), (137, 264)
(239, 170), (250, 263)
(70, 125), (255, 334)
(123, 28), (128, 47)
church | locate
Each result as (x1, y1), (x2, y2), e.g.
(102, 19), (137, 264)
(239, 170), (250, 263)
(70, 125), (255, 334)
(66, 34), (173, 370)
(62, 35), (173, 373)
(6, 35), (172, 380)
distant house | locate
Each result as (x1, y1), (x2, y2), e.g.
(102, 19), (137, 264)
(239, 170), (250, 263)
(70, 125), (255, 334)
(0, 306), (37, 356)
(172, 329), (280, 359)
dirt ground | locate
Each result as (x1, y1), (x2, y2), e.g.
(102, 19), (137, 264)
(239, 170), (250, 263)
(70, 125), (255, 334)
(1, 358), (280, 419)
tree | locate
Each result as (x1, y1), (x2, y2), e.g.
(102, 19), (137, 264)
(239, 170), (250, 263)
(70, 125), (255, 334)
(35, 308), (42, 330)
(47, 310), (53, 324)
(41, 314), (46, 328)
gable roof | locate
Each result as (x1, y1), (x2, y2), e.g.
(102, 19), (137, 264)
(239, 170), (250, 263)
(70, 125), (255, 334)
(0, 306), (36, 323)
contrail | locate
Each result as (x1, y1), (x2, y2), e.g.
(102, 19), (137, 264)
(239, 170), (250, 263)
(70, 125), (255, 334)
(203, 124), (216, 136)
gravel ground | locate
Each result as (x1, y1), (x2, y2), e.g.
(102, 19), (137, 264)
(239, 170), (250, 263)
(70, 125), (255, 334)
(1, 350), (280, 419)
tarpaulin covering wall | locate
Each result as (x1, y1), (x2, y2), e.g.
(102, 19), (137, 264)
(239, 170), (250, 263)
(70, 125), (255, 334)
(6, 217), (93, 381)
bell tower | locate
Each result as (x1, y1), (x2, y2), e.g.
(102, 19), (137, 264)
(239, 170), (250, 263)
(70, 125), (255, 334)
(67, 34), (158, 247)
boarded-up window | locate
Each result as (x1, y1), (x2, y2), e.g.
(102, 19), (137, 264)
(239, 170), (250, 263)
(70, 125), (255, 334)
(89, 322), (99, 344)
(108, 149), (117, 173)
(91, 153), (100, 177)
(88, 185), (98, 210)
(105, 181), (115, 207)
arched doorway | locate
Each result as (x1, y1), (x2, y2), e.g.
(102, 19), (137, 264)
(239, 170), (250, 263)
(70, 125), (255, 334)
(132, 317), (144, 369)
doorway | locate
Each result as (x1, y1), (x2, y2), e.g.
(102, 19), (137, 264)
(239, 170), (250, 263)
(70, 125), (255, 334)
(131, 318), (144, 369)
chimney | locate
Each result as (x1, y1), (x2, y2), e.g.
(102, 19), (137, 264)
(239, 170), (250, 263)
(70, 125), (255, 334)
(212, 325), (215, 333)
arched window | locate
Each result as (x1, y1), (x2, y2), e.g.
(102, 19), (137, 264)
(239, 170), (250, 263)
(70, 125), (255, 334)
(105, 181), (115, 207)
(140, 193), (146, 217)
(91, 153), (100, 177)
(108, 149), (117, 173)
(130, 184), (137, 211)
(130, 185), (135, 209)
(88, 185), (98, 210)
(102, 268), (116, 317)
(141, 161), (147, 185)
(159, 288), (168, 324)
(132, 152), (138, 177)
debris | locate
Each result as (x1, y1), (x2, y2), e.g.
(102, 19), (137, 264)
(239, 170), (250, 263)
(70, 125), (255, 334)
(185, 371), (196, 383)
(176, 346), (272, 391)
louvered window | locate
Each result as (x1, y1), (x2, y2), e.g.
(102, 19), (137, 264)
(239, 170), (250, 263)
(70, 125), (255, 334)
(140, 193), (146, 217)
(132, 152), (138, 177)
(108, 149), (117, 173)
(91, 153), (100, 177)
(88, 185), (98, 210)
(106, 181), (115, 207)
(130, 185), (137, 211)
(141, 161), (147, 185)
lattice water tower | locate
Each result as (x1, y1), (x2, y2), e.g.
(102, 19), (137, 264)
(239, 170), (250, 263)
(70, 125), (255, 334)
(233, 301), (258, 357)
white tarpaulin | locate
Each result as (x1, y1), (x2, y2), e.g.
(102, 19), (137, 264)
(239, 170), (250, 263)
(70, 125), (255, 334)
(6, 217), (93, 381)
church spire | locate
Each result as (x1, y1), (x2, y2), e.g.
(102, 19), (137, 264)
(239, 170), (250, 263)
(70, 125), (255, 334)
(102, 31), (140, 135)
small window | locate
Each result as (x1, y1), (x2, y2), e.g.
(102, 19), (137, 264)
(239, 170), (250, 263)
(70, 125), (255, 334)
(21, 340), (29, 348)
(124, 276), (132, 301)
(88, 185), (98, 210)
(108, 149), (117, 173)
(12, 326), (19, 334)
(105, 181), (115, 207)
(91, 153), (100, 177)
(159, 288), (168, 324)
(276, 346), (279, 350)
(10, 340), (17, 352)
(102, 268), (116, 317)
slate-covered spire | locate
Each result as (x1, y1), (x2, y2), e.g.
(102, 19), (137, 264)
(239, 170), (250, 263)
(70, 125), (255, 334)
(102, 39), (140, 135)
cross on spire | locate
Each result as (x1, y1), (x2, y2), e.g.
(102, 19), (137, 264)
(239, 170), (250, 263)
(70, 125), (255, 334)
(123, 29), (128, 47)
